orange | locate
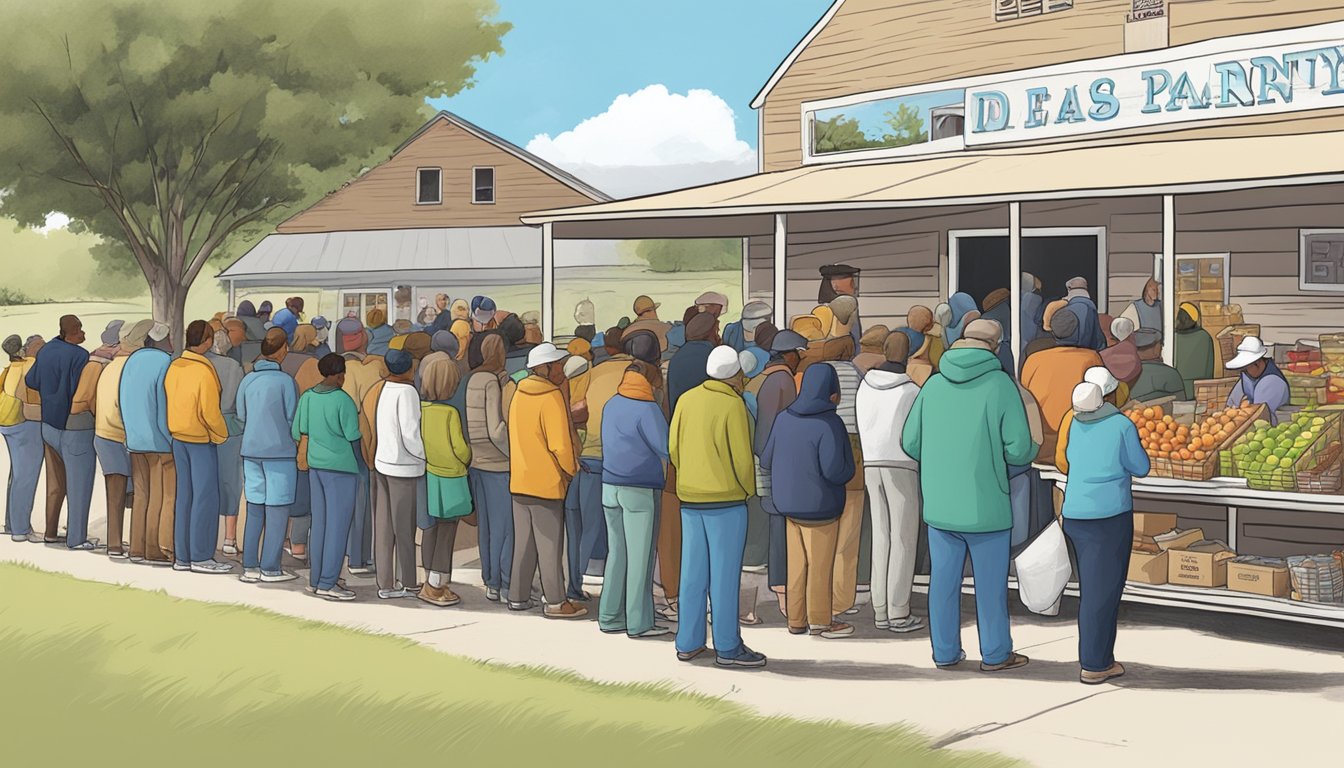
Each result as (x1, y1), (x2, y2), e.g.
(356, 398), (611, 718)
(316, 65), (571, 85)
(1142, 407), (1155, 420)
(1138, 428), (1150, 440)
(1179, 449), (1192, 460)
(1194, 450), (1207, 460)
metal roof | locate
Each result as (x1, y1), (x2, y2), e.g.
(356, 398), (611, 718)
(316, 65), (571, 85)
(217, 226), (541, 288)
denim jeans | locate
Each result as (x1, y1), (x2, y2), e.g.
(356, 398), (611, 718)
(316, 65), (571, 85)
(309, 469), (358, 590)
(470, 468), (512, 594)
(243, 502), (290, 573)
(42, 424), (96, 547)
(171, 440), (220, 564)
(564, 458), (606, 598)
(1, 421), (43, 537)
(289, 469), (312, 546)
(346, 449), (373, 568)
(676, 503), (747, 658)
(1064, 512), (1132, 672)
(599, 484), (658, 636)
(217, 434), (243, 518)
(927, 526), (1013, 667)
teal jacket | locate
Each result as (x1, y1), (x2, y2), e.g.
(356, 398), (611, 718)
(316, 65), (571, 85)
(293, 385), (362, 475)
(902, 347), (1038, 533)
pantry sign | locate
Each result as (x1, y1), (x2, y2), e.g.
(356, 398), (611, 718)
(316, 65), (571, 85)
(966, 23), (1344, 147)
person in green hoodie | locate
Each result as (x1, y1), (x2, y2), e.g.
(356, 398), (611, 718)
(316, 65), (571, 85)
(1173, 302), (1214, 401)
(902, 319), (1037, 673)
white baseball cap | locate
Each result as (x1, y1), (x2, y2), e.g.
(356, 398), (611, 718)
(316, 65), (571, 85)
(1225, 336), (1271, 370)
(705, 345), (742, 380)
(1084, 366), (1118, 396)
(526, 342), (568, 369)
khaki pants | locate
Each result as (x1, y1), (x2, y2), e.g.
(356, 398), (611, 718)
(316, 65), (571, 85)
(786, 517), (840, 629)
(129, 452), (175, 561)
(831, 489), (864, 614)
(104, 474), (129, 554)
(43, 443), (66, 539)
(658, 465), (681, 602)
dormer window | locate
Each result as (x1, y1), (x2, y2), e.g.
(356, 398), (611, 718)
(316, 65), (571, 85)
(995, 0), (1073, 22)
(417, 167), (442, 204)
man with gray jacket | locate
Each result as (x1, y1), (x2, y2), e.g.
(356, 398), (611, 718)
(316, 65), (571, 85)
(466, 334), (514, 602)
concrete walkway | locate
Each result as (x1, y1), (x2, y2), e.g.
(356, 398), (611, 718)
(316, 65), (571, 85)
(2, 454), (1342, 766)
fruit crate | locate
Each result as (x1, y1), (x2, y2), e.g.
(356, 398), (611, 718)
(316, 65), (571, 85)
(1193, 377), (1237, 412)
(1288, 554), (1344, 604)
(1217, 323), (1261, 365)
(1229, 411), (1344, 492)
(1286, 373), (1328, 406)
(1320, 332), (1344, 367)
(1143, 404), (1265, 481)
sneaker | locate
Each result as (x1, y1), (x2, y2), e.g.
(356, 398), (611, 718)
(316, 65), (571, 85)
(172, 562), (191, 572)
(811, 622), (854, 639)
(936, 651), (967, 669)
(788, 625), (808, 635)
(417, 584), (461, 607)
(485, 587), (501, 602)
(507, 600), (536, 611)
(69, 541), (97, 551)
(108, 549), (129, 560)
(632, 625), (671, 638)
(348, 565), (375, 575)
(190, 560), (234, 574)
(317, 587), (357, 602)
(259, 571), (297, 583)
(377, 588), (411, 600)
(676, 647), (707, 662)
(715, 646), (767, 668)
(221, 540), (239, 556)
(981, 653), (1030, 673)
(886, 616), (926, 634)
(239, 569), (262, 583)
(543, 600), (588, 619)
(1081, 662), (1126, 685)
(128, 556), (145, 564)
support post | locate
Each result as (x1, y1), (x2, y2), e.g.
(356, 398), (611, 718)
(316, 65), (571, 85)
(1162, 194), (1176, 366)
(1009, 202), (1022, 373)
(740, 236), (751, 311)
(541, 222), (555, 342)
(227, 280), (236, 314)
(773, 214), (787, 329)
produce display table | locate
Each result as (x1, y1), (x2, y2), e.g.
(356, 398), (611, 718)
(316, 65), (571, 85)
(1037, 467), (1344, 628)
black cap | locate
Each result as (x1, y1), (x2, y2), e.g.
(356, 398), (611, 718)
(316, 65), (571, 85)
(820, 264), (860, 278)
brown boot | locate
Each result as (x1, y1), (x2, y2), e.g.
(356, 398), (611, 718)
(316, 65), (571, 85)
(543, 600), (588, 619)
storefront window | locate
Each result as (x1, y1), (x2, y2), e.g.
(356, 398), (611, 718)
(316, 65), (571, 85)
(1300, 230), (1344, 292)
(808, 88), (965, 160)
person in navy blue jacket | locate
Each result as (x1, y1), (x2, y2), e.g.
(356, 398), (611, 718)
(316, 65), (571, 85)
(761, 363), (855, 639)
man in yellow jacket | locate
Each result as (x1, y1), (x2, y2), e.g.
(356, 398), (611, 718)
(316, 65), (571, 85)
(165, 320), (233, 574)
(507, 342), (586, 619)
(669, 345), (765, 668)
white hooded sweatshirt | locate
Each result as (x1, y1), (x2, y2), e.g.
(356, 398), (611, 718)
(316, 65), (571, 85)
(856, 368), (919, 470)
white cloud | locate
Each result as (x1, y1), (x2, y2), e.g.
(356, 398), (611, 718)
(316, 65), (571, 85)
(38, 212), (70, 233)
(527, 85), (756, 198)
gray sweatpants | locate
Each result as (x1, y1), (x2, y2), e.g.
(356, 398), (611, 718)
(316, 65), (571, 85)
(865, 466), (921, 623)
(510, 494), (566, 606)
(373, 472), (419, 591)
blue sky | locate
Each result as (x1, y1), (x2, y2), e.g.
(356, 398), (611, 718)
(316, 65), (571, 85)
(431, 0), (834, 153)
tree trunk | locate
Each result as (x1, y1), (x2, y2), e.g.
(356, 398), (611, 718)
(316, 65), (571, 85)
(149, 276), (189, 355)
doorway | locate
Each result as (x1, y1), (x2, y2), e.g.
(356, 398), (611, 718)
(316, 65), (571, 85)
(949, 228), (1107, 309)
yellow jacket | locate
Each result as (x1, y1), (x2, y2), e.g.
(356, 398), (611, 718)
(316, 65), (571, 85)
(165, 351), (229, 445)
(669, 380), (755, 504)
(95, 354), (131, 442)
(422, 401), (472, 478)
(507, 375), (578, 500)
(579, 355), (631, 458)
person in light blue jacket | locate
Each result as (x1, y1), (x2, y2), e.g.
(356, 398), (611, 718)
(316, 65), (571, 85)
(235, 331), (299, 583)
(120, 322), (176, 564)
(1058, 381), (1150, 687)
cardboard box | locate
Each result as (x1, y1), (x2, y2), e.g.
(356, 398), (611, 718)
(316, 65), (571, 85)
(1134, 512), (1178, 536)
(1155, 528), (1204, 551)
(1227, 560), (1291, 598)
(1128, 549), (1169, 585)
(1168, 547), (1236, 588)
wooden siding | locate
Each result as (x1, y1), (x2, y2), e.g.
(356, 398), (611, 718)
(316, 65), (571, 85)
(759, 0), (1344, 170)
(278, 118), (598, 233)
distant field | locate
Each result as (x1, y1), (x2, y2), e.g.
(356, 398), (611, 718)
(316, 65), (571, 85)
(0, 266), (741, 342)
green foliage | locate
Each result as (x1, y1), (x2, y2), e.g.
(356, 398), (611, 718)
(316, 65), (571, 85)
(0, 287), (34, 306)
(0, 0), (509, 341)
(0, 563), (1021, 768)
(0, 218), (143, 302)
(633, 239), (742, 272)
(813, 115), (885, 154)
(882, 103), (929, 147)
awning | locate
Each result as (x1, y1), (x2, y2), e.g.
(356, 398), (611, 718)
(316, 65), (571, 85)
(522, 131), (1344, 231)
(217, 226), (541, 288)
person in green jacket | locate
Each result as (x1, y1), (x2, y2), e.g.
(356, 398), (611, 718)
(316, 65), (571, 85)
(293, 354), (363, 601)
(1173, 303), (1214, 401)
(902, 319), (1037, 673)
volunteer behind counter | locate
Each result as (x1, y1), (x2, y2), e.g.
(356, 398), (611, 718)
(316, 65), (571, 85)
(1225, 336), (1290, 425)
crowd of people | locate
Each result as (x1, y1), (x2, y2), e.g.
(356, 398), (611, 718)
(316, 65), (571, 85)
(0, 267), (1293, 680)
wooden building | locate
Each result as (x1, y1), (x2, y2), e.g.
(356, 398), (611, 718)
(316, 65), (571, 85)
(220, 110), (607, 324)
(523, 2), (1344, 626)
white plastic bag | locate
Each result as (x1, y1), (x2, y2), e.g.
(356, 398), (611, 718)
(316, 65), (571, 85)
(1015, 520), (1071, 616)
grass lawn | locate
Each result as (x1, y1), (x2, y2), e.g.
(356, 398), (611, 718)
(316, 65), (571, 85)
(0, 563), (1018, 767)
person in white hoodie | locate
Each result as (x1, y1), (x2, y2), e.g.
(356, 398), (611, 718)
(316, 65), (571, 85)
(855, 331), (926, 634)
(371, 349), (425, 599)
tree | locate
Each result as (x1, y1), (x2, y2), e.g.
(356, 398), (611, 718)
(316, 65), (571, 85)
(634, 239), (741, 273)
(0, 0), (508, 348)
(881, 103), (929, 148)
(812, 114), (883, 154)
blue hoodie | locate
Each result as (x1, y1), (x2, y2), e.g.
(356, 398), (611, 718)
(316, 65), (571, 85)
(945, 292), (977, 344)
(1061, 404), (1150, 520)
(120, 347), (173, 453)
(761, 364), (855, 522)
(1066, 295), (1107, 351)
(25, 337), (89, 429)
(600, 379), (670, 489)
(235, 359), (298, 459)
(367, 324), (394, 356)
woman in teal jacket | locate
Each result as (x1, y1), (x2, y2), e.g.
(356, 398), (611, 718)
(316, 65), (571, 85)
(1059, 381), (1150, 686)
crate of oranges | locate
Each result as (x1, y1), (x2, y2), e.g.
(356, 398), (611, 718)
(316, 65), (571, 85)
(1126, 402), (1265, 481)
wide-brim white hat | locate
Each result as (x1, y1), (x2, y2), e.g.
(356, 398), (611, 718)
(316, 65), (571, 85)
(1225, 336), (1271, 370)
(526, 342), (568, 369)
